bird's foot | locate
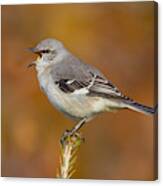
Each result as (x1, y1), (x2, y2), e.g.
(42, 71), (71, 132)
(60, 129), (72, 145)
(60, 129), (84, 147)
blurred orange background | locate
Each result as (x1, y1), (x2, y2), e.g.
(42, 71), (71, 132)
(1, 2), (157, 180)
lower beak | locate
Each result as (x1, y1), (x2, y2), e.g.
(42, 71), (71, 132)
(27, 61), (36, 68)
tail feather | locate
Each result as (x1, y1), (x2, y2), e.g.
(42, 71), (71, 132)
(126, 101), (157, 115)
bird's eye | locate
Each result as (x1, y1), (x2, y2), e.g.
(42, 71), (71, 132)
(41, 49), (51, 54)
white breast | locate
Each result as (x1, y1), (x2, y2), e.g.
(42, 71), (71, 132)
(36, 70), (109, 119)
(36, 60), (122, 119)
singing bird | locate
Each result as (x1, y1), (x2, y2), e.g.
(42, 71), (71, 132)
(28, 38), (156, 140)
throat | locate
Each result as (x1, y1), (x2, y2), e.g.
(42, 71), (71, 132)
(35, 58), (50, 75)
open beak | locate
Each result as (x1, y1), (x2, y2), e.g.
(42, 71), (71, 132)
(27, 47), (40, 68)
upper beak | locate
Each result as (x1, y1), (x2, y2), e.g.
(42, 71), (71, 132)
(28, 47), (40, 54)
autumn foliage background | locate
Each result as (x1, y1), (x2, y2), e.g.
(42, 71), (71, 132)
(2, 2), (157, 180)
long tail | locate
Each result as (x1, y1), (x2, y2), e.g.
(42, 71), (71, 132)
(126, 101), (157, 115)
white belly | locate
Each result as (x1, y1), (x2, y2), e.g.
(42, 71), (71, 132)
(37, 73), (109, 120)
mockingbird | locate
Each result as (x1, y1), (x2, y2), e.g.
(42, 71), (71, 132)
(28, 38), (156, 140)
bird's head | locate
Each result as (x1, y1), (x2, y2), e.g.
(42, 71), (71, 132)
(28, 38), (64, 68)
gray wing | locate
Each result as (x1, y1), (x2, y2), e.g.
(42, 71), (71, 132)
(50, 54), (125, 98)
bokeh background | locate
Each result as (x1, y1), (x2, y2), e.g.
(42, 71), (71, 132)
(2, 2), (157, 180)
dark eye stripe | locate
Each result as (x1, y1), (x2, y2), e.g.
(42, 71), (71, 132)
(41, 49), (51, 53)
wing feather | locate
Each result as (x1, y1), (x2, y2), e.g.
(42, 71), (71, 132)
(55, 72), (125, 99)
(50, 55), (127, 100)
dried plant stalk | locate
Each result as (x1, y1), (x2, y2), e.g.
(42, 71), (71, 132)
(57, 132), (83, 178)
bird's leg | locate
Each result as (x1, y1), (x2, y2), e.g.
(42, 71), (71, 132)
(70, 118), (86, 134)
(60, 118), (86, 145)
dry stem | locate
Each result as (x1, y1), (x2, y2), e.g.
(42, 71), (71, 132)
(57, 132), (83, 178)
